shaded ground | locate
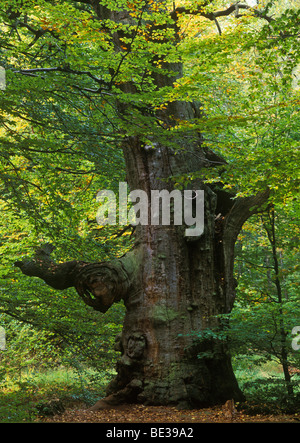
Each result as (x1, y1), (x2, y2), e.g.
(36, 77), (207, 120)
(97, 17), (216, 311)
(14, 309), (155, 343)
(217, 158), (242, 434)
(40, 403), (299, 423)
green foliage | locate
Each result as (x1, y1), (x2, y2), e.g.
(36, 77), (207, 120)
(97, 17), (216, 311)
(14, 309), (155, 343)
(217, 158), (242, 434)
(0, 363), (111, 422)
(0, 312), (120, 422)
(0, 288), (125, 372)
(0, 0), (299, 420)
(231, 207), (299, 359)
(174, 1), (300, 200)
(227, 204), (300, 402)
(233, 357), (300, 414)
(181, 326), (228, 360)
(189, 203), (299, 403)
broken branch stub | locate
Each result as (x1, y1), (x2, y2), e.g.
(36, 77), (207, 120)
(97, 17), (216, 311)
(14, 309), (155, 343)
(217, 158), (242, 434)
(15, 246), (139, 313)
(74, 260), (133, 312)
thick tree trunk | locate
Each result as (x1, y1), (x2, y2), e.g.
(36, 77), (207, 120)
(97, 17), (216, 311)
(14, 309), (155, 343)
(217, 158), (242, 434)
(88, 110), (268, 409)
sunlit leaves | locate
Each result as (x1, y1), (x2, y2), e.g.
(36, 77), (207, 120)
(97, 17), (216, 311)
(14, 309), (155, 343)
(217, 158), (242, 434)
(172, 1), (300, 203)
(231, 208), (300, 370)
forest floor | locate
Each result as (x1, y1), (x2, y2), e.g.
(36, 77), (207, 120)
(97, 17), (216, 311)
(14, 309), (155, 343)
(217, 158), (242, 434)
(41, 403), (299, 423)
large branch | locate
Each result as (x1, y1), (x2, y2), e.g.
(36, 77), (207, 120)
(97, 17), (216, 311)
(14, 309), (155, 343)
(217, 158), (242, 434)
(223, 189), (270, 244)
(220, 189), (270, 311)
(175, 2), (274, 24)
(15, 244), (139, 312)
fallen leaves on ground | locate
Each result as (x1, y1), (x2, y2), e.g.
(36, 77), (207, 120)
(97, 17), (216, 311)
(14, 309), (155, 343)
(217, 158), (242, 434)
(40, 404), (299, 423)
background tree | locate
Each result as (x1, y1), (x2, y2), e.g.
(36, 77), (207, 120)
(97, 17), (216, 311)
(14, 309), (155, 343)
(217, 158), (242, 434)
(230, 204), (300, 400)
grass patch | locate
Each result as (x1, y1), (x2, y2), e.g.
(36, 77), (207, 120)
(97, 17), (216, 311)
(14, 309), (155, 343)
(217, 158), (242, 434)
(233, 356), (300, 415)
(0, 366), (114, 423)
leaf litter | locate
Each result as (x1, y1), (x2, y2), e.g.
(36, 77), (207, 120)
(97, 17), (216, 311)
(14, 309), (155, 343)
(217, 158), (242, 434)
(40, 403), (299, 423)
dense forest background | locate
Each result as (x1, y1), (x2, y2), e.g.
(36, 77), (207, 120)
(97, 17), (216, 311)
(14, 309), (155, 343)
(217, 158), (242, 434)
(0, 0), (299, 422)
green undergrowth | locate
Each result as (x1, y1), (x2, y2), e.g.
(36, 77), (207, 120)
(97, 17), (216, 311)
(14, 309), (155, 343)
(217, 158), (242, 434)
(0, 366), (114, 423)
(233, 356), (300, 415)
(1, 357), (299, 422)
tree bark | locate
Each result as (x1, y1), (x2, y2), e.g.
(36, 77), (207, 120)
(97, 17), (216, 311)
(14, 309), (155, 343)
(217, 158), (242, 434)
(15, 244), (140, 313)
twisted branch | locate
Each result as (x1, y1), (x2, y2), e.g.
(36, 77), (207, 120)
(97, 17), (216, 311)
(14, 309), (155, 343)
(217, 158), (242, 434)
(15, 244), (139, 313)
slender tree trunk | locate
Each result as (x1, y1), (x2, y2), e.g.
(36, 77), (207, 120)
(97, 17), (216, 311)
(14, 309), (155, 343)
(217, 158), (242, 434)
(261, 208), (293, 397)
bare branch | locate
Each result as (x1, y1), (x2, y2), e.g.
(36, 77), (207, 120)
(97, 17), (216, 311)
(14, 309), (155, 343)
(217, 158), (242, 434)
(13, 66), (111, 92)
(14, 66), (105, 82)
(214, 16), (222, 35)
(175, 2), (274, 24)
